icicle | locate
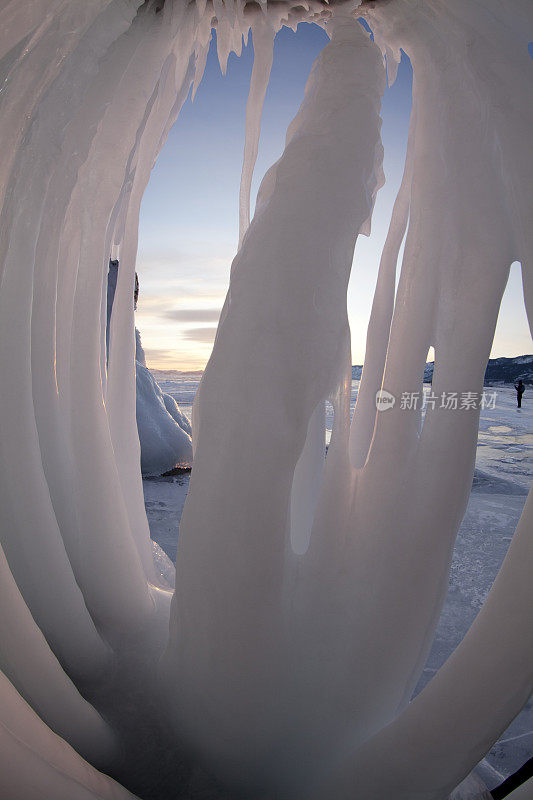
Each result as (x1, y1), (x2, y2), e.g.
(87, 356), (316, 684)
(238, 17), (275, 247)
(213, 0), (232, 73)
(232, 23), (244, 59)
(349, 102), (416, 468)
(288, 401), (326, 555)
(384, 44), (401, 86)
(51, 5), (163, 639)
(192, 38), (210, 99)
(0, 542), (115, 767)
(106, 24), (196, 550)
(195, 0), (207, 18)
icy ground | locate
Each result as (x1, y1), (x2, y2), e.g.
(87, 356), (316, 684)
(143, 379), (532, 788)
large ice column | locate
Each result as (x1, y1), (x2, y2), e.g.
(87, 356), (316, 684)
(0, 0), (186, 778)
(299, 0), (520, 744)
(62, 2), (182, 631)
(0, 544), (116, 769)
(0, 0), (243, 785)
(105, 13), (197, 561)
(296, 0), (531, 759)
(20, 0), (198, 644)
(306, 1), (533, 796)
(162, 13), (385, 791)
(348, 102), (415, 468)
(318, 492), (533, 800)
(0, 671), (138, 800)
(0, 0), (141, 677)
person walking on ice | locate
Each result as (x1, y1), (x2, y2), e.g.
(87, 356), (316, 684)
(514, 379), (525, 408)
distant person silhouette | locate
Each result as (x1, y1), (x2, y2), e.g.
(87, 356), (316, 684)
(514, 379), (525, 408)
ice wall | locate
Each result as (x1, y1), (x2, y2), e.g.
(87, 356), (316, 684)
(0, 1), (182, 793)
(0, 0), (531, 798)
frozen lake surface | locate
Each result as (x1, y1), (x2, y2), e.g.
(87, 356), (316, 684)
(143, 378), (532, 787)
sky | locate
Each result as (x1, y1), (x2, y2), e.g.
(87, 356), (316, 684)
(136, 22), (532, 372)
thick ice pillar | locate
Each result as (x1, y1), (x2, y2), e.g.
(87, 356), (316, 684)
(162, 14), (385, 792)
(0, 671), (138, 800)
(307, 1), (533, 796)
(0, 0), (142, 677)
(0, 0), (186, 776)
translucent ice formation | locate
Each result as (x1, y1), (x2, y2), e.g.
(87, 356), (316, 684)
(0, 0), (531, 798)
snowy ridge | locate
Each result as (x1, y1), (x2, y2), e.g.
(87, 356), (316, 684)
(423, 354), (533, 386)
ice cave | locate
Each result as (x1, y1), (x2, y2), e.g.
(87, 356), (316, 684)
(0, 1), (532, 798)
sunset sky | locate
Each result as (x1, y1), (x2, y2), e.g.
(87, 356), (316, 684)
(136, 23), (531, 372)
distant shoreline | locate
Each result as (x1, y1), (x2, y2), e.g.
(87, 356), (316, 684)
(151, 369), (204, 378)
(150, 354), (532, 385)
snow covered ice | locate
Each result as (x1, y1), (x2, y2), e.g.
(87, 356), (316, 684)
(136, 356), (193, 476)
(0, 1), (532, 799)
